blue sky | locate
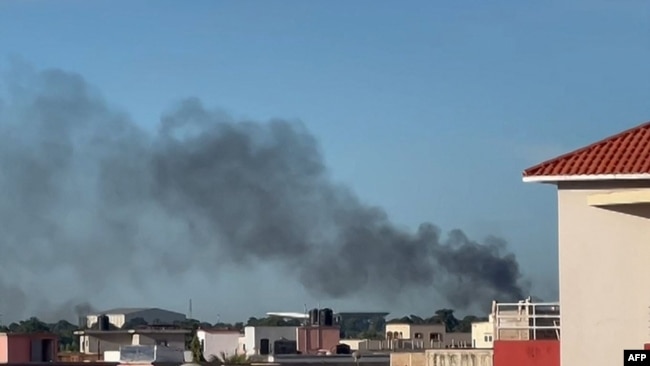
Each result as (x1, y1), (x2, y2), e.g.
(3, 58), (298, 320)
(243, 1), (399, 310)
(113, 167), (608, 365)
(1, 0), (650, 321)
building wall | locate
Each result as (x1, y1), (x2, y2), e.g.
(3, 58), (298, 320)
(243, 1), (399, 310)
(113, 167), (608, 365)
(493, 340), (558, 366)
(385, 324), (445, 342)
(196, 330), (241, 360)
(425, 349), (493, 366)
(471, 322), (494, 348)
(80, 332), (186, 355)
(80, 334), (133, 355)
(134, 333), (186, 350)
(390, 351), (426, 366)
(243, 326), (297, 356)
(297, 326), (340, 354)
(0, 335), (7, 363)
(557, 182), (650, 366)
(0, 333), (58, 363)
(340, 339), (383, 351)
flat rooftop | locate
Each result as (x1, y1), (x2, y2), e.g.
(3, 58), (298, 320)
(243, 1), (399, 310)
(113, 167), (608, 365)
(74, 329), (190, 335)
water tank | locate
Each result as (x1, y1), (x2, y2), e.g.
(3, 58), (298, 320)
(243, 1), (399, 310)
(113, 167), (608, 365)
(274, 339), (297, 355)
(309, 308), (319, 326)
(322, 308), (334, 326)
(335, 344), (351, 355)
(318, 309), (327, 326)
(98, 314), (110, 331)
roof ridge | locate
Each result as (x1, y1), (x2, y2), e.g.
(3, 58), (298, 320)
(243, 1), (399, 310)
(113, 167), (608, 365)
(523, 120), (650, 177)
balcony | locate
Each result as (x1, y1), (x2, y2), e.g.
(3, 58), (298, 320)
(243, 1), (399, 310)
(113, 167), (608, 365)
(493, 301), (560, 341)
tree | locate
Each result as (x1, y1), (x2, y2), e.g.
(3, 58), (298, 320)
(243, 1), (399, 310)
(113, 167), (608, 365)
(454, 315), (487, 333)
(207, 351), (250, 365)
(190, 332), (205, 362)
(246, 317), (300, 327)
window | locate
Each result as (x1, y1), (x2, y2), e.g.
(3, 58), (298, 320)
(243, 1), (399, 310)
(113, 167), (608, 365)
(429, 333), (442, 342)
(414, 332), (423, 339)
(484, 335), (493, 342)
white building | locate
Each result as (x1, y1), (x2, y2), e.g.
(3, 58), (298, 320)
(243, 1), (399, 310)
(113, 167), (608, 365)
(74, 328), (190, 355)
(242, 326), (297, 356)
(471, 318), (494, 348)
(85, 307), (187, 328)
(196, 329), (242, 360)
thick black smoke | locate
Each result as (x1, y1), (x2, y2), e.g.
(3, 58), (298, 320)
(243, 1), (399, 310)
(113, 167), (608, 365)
(0, 66), (528, 321)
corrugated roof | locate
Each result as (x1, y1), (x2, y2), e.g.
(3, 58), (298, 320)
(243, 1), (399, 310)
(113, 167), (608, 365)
(96, 307), (153, 315)
(523, 121), (650, 177)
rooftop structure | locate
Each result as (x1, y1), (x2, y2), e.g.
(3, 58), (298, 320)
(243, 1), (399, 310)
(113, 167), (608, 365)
(523, 120), (650, 181)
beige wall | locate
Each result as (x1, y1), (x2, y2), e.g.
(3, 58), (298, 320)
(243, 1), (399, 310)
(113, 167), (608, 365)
(426, 349), (493, 366)
(0, 334), (7, 363)
(391, 349), (492, 366)
(390, 352), (426, 366)
(557, 181), (650, 366)
(385, 324), (445, 340)
(471, 322), (494, 348)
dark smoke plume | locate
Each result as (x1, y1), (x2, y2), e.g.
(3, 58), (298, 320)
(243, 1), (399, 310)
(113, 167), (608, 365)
(0, 65), (528, 321)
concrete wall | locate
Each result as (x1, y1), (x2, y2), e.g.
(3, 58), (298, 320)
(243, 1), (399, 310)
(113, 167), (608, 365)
(80, 332), (186, 355)
(196, 330), (241, 360)
(0, 333), (58, 363)
(557, 181), (650, 366)
(135, 333), (186, 350)
(390, 352), (426, 366)
(471, 322), (494, 348)
(385, 324), (445, 342)
(0, 335), (7, 363)
(426, 349), (493, 366)
(80, 334), (132, 354)
(340, 339), (384, 351)
(493, 340), (558, 366)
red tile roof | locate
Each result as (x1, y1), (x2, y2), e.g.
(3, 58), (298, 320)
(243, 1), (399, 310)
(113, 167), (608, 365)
(523, 121), (650, 178)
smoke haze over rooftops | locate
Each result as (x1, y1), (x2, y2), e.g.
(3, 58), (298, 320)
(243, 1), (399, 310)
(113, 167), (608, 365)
(0, 65), (529, 322)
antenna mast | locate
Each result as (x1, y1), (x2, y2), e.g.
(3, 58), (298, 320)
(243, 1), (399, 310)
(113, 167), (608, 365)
(189, 299), (193, 320)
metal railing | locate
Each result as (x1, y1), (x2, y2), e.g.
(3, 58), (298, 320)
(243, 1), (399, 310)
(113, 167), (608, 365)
(494, 301), (560, 341)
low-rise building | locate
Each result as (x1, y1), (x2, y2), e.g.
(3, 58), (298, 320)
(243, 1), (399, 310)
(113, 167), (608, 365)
(0, 332), (58, 363)
(74, 328), (190, 356)
(471, 317), (494, 348)
(297, 325), (339, 354)
(242, 326), (297, 356)
(196, 329), (242, 360)
(385, 323), (470, 349)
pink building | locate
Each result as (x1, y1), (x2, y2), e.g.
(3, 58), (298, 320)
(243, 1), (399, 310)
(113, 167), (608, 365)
(296, 326), (340, 354)
(0, 332), (58, 363)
